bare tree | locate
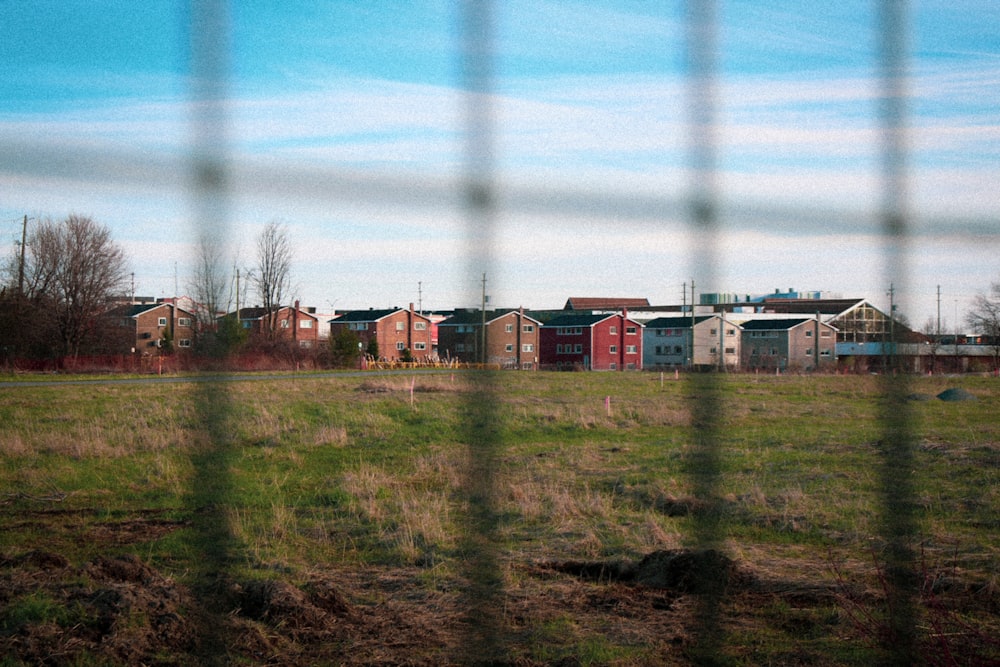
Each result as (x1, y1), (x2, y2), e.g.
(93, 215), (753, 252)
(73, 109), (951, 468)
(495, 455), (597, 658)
(250, 221), (292, 338)
(188, 233), (236, 353)
(965, 281), (1000, 371)
(13, 215), (129, 358)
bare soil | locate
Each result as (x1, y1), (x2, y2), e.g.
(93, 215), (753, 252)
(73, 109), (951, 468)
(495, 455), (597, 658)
(2, 513), (998, 665)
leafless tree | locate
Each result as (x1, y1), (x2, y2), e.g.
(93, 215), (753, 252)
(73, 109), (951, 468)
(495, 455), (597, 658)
(250, 221), (292, 338)
(189, 233), (233, 329)
(11, 215), (129, 358)
(965, 281), (1000, 371)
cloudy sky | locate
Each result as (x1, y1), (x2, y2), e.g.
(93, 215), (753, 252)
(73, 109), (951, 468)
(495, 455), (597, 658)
(1, 1), (997, 328)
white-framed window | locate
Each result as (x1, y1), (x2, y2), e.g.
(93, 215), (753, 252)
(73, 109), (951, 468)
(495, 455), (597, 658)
(396, 341), (405, 350)
(609, 345), (617, 353)
(609, 326), (617, 335)
(178, 317), (192, 327)
(806, 348), (813, 355)
(178, 339), (192, 348)
(522, 343), (533, 352)
(626, 345), (637, 354)
(626, 326), (637, 335)
(281, 319), (290, 328)
(522, 324), (534, 333)
(349, 322), (367, 331)
(414, 342), (427, 350)
(805, 329), (813, 337)
(300, 319), (313, 328)
(158, 317), (167, 326)
(414, 321), (427, 330)
(396, 321), (405, 331)
(726, 328), (736, 336)
(557, 327), (581, 335)
(821, 330), (831, 338)
(574, 344), (583, 353)
(820, 349), (832, 357)
(505, 344), (513, 352)
(299, 340), (313, 348)
(609, 362), (617, 370)
(505, 324), (513, 333)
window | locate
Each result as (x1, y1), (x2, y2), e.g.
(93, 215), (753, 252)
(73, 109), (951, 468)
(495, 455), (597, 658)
(349, 322), (367, 331)
(626, 345), (637, 354)
(178, 339), (191, 348)
(505, 324), (513, 333)
(505, 344), (513, 352)
(414, 321), (427, 330)
(710, 328), (717, 335)
(609, 326), (617, 335)
(724, 347), (735, 354)
(299, 340), (312, 348)
(396, 341), (405, 350)
(820, 349), (832, 357)
(414, 342), (427, 351)
(609, 362), (617, 370)
(282, 319), (292, 328)
(396, 321), (405, 331)
(522, 343), (533, 352)
(821, 330), (831, 338)
(242, 321), (251, 329)
(178, 317), (192, 327)
(522, 324), (534, 333)
(805, 330), (813, 337)
(726, 328), (735, 336)
(574, 344), (583, 353)
(557, 327), (581, 335)
(158, 317), (167, 326)
(626, 326), (637, 335)
(609, 345), (617, 353)
(806, 348), (813, 355)
(300, 319), (313, 328)
(455, 343), (465, 352)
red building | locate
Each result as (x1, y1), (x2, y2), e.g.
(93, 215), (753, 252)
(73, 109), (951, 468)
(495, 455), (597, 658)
(540, 312), (643, 370)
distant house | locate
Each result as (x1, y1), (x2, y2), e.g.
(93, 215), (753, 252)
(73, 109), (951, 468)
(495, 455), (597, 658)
(740, 318), (837, 371)
(437, 308), (541, 368)
(329, 304), (433, 361)
(540, 311), (643, 370)
(563, 297), (650, 312)
(103, 302), (197, 355)
(643, 314), (741, 369)
(229, 303), (320, 347)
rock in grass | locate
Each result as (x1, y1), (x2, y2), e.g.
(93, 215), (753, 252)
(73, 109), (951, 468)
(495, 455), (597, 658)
(937, 388), (977, 402)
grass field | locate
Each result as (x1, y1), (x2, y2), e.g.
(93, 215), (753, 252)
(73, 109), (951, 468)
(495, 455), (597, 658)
(1, 371), (998, 665)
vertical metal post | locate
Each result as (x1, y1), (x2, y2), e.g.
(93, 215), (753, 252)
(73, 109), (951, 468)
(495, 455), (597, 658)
(684, 0), (727, 662)
(457, 1), (506, 663)
(877, 1), (918, 663)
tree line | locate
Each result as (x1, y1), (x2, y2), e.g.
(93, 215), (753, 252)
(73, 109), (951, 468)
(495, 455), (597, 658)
(0, 215), (307, 366)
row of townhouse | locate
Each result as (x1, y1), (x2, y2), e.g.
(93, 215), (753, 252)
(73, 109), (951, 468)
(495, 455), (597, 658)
(106, 292), (942, 372)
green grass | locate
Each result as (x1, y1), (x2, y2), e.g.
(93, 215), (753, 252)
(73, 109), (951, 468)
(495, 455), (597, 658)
(1, 371), (998, 664)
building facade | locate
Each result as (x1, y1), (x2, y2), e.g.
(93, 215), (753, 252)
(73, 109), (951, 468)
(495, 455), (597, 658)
(437, 309), (541, 368)
(540, 312), (643, 370)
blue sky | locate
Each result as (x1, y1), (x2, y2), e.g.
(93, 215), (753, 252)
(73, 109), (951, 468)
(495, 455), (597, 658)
(1, 1), (997, 328)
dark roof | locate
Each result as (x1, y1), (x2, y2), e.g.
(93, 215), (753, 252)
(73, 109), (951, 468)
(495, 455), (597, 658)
(106, 303), (173, 318)
(644, 316), (715, 328)
(438, 309), (542, 326)
(543, 313), (613, 328)
(564, 297), (650, 311)
(336, 308), (401, 323)
(740, 318), (815, 331)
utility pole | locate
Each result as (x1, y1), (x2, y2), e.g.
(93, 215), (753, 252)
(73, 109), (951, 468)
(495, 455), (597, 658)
(689, 279), (696, 368)
(936, 284), (941, 337)
(418, 281), (423, 315)
(480, 273), (487, 364)
(17, 215), (27, 296)
(887, 282), (896, 371)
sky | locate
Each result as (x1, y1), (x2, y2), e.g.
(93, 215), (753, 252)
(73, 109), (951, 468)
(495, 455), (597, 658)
(1, 1), (998, 330)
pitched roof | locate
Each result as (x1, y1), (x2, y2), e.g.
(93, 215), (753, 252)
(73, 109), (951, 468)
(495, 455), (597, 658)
(740, 318), (816, 331)
(438, 309), (542, 326)
(644, 315), (716, 328)
(564, 297), (650, 311)
(335, 308), (401, 323)
(543, 313), (614, 328)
